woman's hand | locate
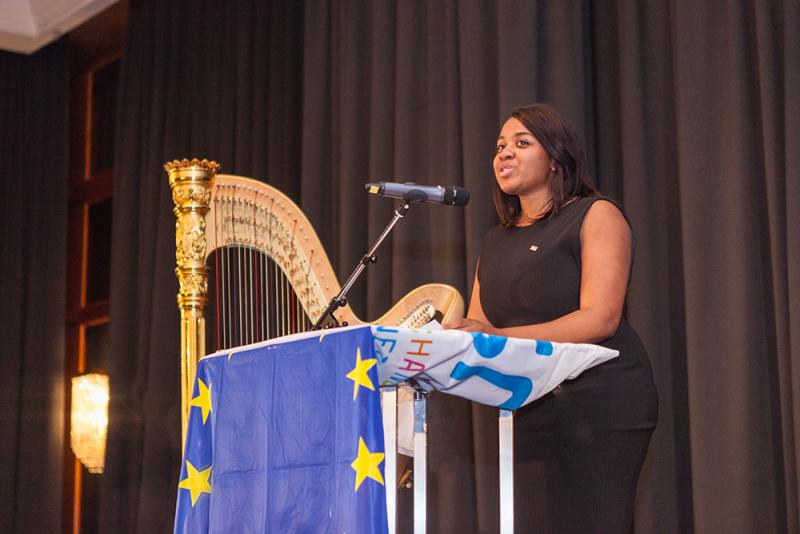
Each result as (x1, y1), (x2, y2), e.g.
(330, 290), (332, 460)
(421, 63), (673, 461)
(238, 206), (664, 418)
(443, 317), (496, 334)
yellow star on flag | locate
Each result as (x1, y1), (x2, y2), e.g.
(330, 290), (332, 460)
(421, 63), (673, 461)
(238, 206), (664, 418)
(190, 378), (212, 424)
(178, 460), (212, 506)
(350, 437), (385, 491)
(345, 347), (376, 401)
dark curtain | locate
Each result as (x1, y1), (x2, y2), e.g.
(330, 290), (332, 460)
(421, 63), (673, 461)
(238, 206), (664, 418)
(0, 41), (69, 533)
(592, 2), (800, 532)
(101, 1), (800, 533)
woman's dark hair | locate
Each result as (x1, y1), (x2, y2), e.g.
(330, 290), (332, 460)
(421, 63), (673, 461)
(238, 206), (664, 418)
(493, 103), (598, 227)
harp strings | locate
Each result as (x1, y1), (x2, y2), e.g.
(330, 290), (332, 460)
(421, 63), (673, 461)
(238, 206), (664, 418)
(211, 183), (312, 351)
(213, 189), (222, 352)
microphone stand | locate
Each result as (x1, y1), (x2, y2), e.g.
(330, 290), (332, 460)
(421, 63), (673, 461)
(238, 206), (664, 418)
(312, 191), (425, 330)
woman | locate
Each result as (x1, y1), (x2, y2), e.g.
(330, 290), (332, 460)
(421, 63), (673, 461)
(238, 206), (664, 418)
(446, 103), (658, 533)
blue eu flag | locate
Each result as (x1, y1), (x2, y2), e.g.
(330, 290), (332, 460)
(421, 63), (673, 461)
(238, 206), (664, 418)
(174, 327), (389, 533)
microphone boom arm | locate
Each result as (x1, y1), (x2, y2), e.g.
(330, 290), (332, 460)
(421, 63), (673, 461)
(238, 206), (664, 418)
(312, 193), (423, 330)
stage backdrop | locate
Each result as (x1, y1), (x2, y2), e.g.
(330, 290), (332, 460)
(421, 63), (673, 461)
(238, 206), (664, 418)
(97, 1), (799, 533)
(0, 40), (69, 533)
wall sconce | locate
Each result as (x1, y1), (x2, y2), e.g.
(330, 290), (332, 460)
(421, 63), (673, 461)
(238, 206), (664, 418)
(70, 373), (109, 474)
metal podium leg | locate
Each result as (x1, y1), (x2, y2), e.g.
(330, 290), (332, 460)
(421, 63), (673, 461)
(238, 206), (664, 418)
(499, 409), (514, 534)
(413, 391), (427, 534)
(381, 387), (398, 534)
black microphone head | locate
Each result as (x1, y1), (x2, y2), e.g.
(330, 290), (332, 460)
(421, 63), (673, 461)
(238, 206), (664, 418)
(443, 185), (470, 206)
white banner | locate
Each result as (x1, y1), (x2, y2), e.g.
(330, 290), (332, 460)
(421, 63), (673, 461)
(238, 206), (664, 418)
(372, 323), (618, 410)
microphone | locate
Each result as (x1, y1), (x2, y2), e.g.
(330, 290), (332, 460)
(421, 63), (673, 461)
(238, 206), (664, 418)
(365, 182), (470, 206)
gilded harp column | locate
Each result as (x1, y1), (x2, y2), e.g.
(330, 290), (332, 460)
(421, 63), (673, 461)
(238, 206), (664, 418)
(165, 158), (219, 443)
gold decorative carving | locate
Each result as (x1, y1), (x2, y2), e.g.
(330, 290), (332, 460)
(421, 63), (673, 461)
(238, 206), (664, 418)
(175, 217), (206, 265)
(172, 186), (212, 206)
(166, 158), (219, 447)
(164, 158), (220, 174)
(178, 271), (208, 297)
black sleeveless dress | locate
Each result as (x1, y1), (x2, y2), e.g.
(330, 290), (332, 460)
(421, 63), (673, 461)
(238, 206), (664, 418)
(478, 196), (658, 533)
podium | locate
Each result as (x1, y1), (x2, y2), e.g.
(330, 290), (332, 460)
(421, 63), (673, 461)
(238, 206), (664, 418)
(174, 325), (617, 533)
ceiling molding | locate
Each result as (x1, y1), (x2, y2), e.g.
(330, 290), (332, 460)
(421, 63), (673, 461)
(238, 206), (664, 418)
(0, 0), (119, 54)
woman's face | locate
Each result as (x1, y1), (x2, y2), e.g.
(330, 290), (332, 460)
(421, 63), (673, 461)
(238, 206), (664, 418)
(494, 117), (553, 198)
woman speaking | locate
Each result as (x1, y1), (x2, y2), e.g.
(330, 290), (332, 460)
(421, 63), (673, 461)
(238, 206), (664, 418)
(446, 103), (658, 533)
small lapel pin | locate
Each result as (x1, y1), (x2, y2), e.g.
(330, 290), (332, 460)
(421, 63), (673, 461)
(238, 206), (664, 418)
(529, 244), (539, 252)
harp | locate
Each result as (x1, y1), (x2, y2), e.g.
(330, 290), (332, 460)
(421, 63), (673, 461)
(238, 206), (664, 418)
(166, 159), (465, 435)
